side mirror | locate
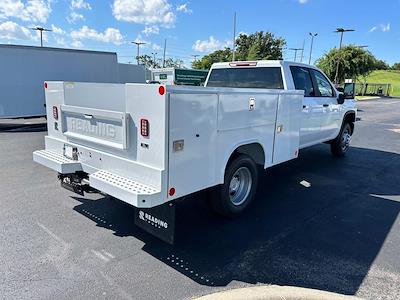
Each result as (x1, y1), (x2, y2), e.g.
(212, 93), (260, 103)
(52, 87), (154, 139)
(337, 93), (345, 104)
(337, 87), (344, 93)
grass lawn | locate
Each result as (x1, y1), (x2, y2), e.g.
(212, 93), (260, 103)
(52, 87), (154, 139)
(360, 70), (400, 97)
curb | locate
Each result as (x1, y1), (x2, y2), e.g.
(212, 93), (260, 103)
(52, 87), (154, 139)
(195, 285), (363, 300)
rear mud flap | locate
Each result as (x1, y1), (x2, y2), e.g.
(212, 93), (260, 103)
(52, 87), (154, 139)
(134, 202), (175, 244)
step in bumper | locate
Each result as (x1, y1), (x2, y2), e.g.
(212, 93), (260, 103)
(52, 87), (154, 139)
(89, 170), (161, 208)
(33, 150), (82, 174)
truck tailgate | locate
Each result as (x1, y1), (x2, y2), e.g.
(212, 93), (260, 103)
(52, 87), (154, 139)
(61, 104), (128, 150)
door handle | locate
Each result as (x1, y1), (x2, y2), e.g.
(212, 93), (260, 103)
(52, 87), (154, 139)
(303, 105), (308, 109)
(323, 104), (329, 107)
(83, 114), (93, 119)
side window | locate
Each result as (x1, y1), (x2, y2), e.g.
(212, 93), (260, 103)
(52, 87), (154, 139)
(290, 66), (315, 97)
(312, 70), (335, 97)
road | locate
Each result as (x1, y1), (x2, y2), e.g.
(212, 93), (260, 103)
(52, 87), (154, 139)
(1, 98), (399, 300)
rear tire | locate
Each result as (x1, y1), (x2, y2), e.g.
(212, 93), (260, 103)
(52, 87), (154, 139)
(331, 122), (353, 157)
(209, 155), (259, 218)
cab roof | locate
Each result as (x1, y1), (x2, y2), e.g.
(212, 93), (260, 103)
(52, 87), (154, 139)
(210, 60), (318, 70)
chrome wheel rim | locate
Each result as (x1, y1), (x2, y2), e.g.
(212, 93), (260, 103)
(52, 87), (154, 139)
(229, 167), (252, 206)
(341, 127), (352, 152)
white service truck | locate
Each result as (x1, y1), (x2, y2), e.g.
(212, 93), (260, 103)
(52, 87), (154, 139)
(33, 60), (356, 243)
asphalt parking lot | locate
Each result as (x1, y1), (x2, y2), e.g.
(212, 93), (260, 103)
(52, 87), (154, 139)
(1, 98), (400, 300)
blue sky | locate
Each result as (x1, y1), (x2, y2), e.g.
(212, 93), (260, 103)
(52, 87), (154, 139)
(0, 0), (399, 66)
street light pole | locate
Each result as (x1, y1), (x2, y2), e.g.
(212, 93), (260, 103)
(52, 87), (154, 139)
(30, 27), (52, 47)
(289, 48), (303, 62)
(334, 28), (355, 84)
(232, 12), (237, 61)
(132, 41), (146, 65)
(308, 32), (318, 65)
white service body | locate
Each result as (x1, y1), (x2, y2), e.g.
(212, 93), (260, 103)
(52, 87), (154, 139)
(33, 60), (356, 209)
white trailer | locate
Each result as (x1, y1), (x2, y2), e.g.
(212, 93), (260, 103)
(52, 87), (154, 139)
(0, 44), (147, 119)
(33, 60), (356, 243)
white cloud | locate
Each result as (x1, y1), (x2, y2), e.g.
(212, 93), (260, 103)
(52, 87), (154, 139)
(132, 34), (148, 45)
(176, 3), (192, 14)
(370, 23), (391, 33)
(380, 23), (390, 32)
(67, 11), (84, 23)
(142, 25), (159, 36)
(152, 43), (161, 50)
(67, 0), (91, 24)
(71, 39), (83, 48)
(112, 0), (176, 27)
(192, 36), (230, 53)
(71, 0), (91, 10)
(0, 20), (32, 40)
(0, 0), (52, 23)
(369, 26), (377, 32)
(51, 24), (65, 35)
(55, 37), (67, 47)
(299, 0), (308, 3)
(71, 26), (124, 45)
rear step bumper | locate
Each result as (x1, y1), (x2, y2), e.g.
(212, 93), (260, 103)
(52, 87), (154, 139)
(33, 150), (82, 173)
(33, 150), (162, 208)
(89, 170), (160, 207)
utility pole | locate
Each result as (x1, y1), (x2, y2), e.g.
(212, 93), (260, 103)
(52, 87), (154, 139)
(334, 28), (355, 84)
(232, 12), (237, 61)
(289, 48), (303, 62)
(163, 39), (167, 68)
(132, 41), (146, 65)
(30, 27), (52, 47)
(192, 54), (199, 62)
(300, 39), (305, 63)
(308, 32), (318, 65)
(151, 52), (157, 62)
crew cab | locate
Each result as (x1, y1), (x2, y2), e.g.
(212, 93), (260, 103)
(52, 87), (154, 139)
(33, 60), (356, 243)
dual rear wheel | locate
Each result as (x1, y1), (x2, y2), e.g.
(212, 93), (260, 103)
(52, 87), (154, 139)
(209, 155), (259, 218)
(210, 122), (354, 217)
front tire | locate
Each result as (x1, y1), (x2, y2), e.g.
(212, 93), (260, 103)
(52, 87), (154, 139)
(331, 122), (353, 157)
(209, 155), (259, 217)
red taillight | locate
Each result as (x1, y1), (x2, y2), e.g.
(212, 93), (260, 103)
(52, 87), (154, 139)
(169, 188), (176, 197)
(140, 119), (149, 137)
(44, 82), (48, 89)
(53, 106), (58, 120)
(159, 86), (165, 95)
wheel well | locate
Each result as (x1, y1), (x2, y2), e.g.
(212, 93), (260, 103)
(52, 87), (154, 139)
(344, 111), (356, 133)
(228, 143), (265, 166)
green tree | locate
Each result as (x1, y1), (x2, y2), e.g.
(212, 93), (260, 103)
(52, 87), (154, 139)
(192, 31), (286, 70)
(316, 45), (377, 83)
(392, 63), (400, 71)
(137, 55), (161, 68)
(192, 48), (232, 70)
(373, 59), (389, 70)
(164, 57), (184, 68)
(235, 31), (286, 61)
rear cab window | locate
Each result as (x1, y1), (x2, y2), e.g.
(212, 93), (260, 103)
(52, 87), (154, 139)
(207, 67), (284, 89)
(290, 66), (315, 97)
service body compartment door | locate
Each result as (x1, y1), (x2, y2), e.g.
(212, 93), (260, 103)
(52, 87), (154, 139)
(168, 92), (218, 199)
(272, 92), (303, 165)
